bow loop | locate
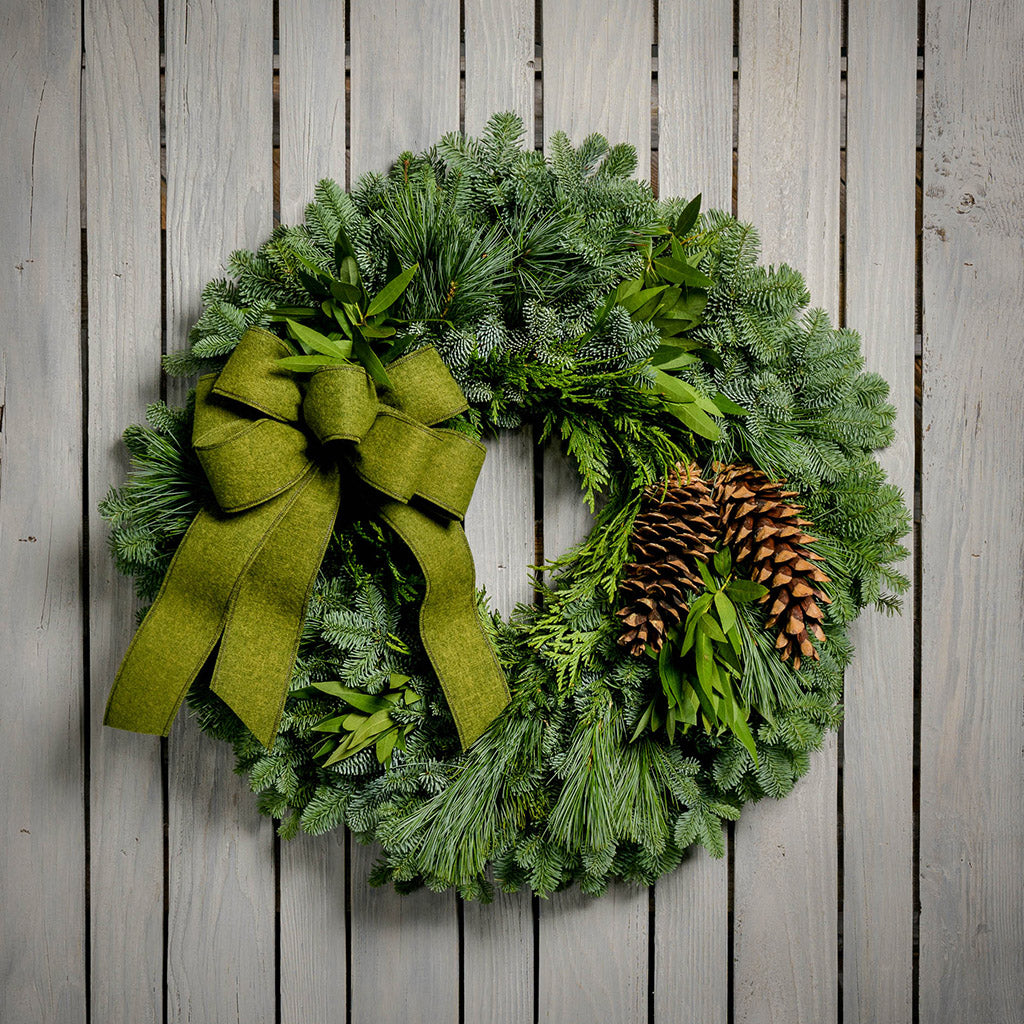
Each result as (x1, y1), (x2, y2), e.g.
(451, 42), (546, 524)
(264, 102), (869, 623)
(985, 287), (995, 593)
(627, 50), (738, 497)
(211, 328), (302, 422)
(353, 416), (484, 521)
(378, 346), (470, 426)
(301, 342), (485, 522)
(193, 375), (312, 514)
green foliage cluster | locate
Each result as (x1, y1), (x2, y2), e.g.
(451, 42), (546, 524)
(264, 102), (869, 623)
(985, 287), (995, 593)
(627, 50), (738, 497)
(296, 674), (423, 767)
(634, 550), (767, 761)
(268, 224), (422, 387)
(102, 114), (909, 899)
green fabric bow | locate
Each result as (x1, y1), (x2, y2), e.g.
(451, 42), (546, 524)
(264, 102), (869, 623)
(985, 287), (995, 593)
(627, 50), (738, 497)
(104, 326), (510, 750)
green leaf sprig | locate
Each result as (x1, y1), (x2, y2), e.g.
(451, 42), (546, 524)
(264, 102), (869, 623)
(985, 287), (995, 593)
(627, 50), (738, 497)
(634, 194), (712, 337)
(652, 367), (727, 441)
(582, 194), (708, 353)
(293, 673), (422, 767)
(586, 195), (749, 441)
(271, 224), (419, 389)
(632, 545), (768, 761)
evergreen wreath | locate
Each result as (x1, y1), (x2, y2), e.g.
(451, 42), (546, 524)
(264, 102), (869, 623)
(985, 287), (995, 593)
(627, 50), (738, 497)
(102, 113), (910, 900)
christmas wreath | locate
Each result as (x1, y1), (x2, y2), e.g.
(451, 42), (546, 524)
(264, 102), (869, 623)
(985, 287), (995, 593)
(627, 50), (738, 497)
(102, 113), (909, 899)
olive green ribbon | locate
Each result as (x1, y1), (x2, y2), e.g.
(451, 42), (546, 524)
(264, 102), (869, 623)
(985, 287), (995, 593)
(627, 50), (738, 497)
(104, 326), (510, 750)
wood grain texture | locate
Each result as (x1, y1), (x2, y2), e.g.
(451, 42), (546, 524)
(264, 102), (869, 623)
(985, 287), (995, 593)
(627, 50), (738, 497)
(464, 0), (535, 136)
(279, 0), (348, 211)
(920, 1), (1024, 1020)
(163, 1), (276, 1019)
(542, 0), (652, 167)
(347, 7), (461, 1020)
(538, 884), (649, 1024)
(279, 832), (348, 1024)
(733, 1), (840, 1021)
(349, 847), (461, 1024)
(843, 1), (916, 1021)
(463, 881), (535, 1024)
(539, 5), (653, 1018)
(84, 0), (164, 1020)
(653, 5), (733, 1021)
(349, 0), (459, 176)
(277, 4), (349, 1021)
(654, 848), (727, 1024)
(0, 2), (86, 1021)
(657, 0), (733, 207)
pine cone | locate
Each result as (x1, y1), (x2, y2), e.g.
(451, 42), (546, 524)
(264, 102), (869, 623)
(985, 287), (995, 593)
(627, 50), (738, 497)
(616, 462), (717, 656)
(712, 464), (830, 670)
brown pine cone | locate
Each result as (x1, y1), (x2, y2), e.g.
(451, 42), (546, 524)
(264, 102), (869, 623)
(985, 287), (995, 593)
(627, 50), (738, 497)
(616, 462), (717, 655)
(713, 464), (831, 670)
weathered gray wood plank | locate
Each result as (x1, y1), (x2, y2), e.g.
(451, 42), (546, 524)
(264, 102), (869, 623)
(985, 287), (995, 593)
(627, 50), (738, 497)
(657, 0), (733, 206)
(279, 0), (348, 207)
(279, 831), (347, 1024)
(539, 6), (653, 1016)
(460, 378), (536, 1019)
(461, 8), (538, 1020)
(0, 2), (86, 1021)
(920, 1), (1024, 1020)
(277, 4), (349, 1021)
(464, 0), (535, 135)
(464, 431), (536, 615)
(350, 0), (460, 175)
(538, 882), (649, 1024)
(539, 421), (650, 1024)
(163, 1), (276, 1019)
(84, 0), (164, 1019)
(733, 1), (840, 1020)
(844, 1), (916, 1021)
(543, 0), (652, 167)
(653, 4), (733, 1020)
(347, 6), (461, 1021)
(462, 430), (538, 1018)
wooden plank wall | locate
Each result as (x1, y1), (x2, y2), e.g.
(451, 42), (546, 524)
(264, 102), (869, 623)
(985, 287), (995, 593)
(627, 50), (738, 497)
(919, 0), (1024, 1020)
(162, 3), (276, 1021)
(2, 0), (1023, 1021)
(844, 1), (917, 1021)
(1, 3), (85, 1023)
(84, 0), (164, 1019)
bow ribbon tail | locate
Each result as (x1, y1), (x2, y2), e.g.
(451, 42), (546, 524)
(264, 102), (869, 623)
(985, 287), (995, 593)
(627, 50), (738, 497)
(206, 464), (341, 745)
(104, 463), (340, 748)
(379, 502), (511, 749)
